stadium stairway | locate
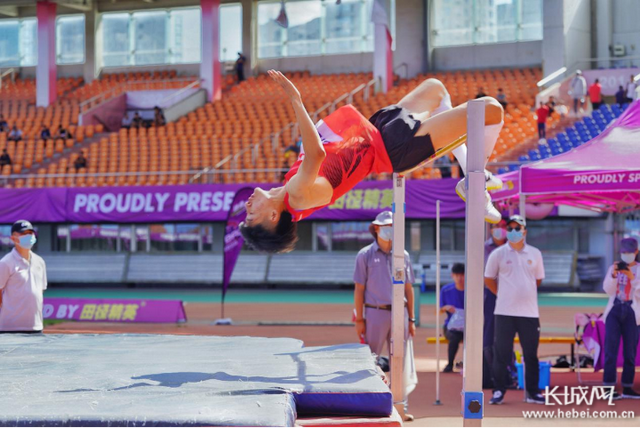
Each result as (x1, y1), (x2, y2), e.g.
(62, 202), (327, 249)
(496, 103), (630, 175)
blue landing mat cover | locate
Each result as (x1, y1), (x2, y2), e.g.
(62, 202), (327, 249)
(0, 334), (391, 427)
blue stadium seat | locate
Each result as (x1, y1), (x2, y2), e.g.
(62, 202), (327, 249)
(519, 155), (529, 162)
(509, 164), (519, 172)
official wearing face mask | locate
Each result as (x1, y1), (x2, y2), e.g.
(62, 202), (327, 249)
(353, 211), (416, 421)
(602, 237), (640, 399)
(483, 219), (508, 388)
(0, 220), (48, 333)
(484, 215), (546, 405)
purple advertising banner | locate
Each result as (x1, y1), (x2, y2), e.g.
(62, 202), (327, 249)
(0, 179), (465, 224)
(43, 298), (187, 323)
(223, 187), (253, 301)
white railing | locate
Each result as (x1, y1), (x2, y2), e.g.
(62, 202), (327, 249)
(0, 68), (16, 89)
(78, 78), (199, 115)
(188, 77), (380, 183)
(2, 161), (525, 187)
(156, 79), (203, 107)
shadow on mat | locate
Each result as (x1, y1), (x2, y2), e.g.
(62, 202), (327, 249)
(57, 369), (374, 394)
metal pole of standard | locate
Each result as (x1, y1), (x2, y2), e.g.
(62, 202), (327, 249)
(434, 200), (442, 406)
(519, 194), (526, 220)
(462, 100), (486, 426)
(391, 172), (406, 419)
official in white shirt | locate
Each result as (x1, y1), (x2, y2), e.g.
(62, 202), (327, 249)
(484, 215), (545, 405)
(0, 220), (47, 333)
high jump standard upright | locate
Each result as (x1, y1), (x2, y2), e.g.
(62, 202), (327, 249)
(462, 99), (487, 426)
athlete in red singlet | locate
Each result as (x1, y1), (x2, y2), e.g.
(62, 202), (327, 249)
(240, 70), (504, 254)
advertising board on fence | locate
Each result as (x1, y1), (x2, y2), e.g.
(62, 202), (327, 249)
(43, 298), (187, 323)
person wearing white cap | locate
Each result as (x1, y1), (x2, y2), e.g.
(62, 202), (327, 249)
(485, 215), (545, 405)
(353, 210), (416, 421)
(569, 70), (587, 115)
(0, 220), (48, 333)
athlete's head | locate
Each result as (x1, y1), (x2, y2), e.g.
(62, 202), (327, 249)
(239, 187), (298, 254)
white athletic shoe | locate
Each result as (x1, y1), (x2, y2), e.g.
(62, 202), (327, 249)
(455, 183), (502, 224)
(455, 170), (504, 202)
(483, 192), (502, 224)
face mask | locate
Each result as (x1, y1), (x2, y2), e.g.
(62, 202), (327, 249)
(18, 234), (36, 250)
(378, 226), (393, 242)
(492, 228), (507, 240)
(621, 253), (636, 264)
(506, 229), (524, 244)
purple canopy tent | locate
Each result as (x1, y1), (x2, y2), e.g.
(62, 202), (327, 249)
(491, 101), (640, 215)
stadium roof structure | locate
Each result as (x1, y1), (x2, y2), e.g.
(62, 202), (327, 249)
(492, 100), (640, 214)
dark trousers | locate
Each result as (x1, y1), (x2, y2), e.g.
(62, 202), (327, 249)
(493, 315), (540, 396)
(537, 122), (546, 139)
(603, 301), (639, 387)
(444, 326), (463, 366)
(236, 68), (245, 82)
(592, 101), (602, 111)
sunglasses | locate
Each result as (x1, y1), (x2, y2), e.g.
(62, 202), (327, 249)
(507, 226), (523, 232)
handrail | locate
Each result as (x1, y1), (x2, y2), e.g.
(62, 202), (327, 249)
(0, 68), (16, 89)
(156, 79), (202, 107)
(537, 67), (567, 88)
(78, 78), (198, 114)
(3, 161), (527, 184)
(394, 62), (408, 80)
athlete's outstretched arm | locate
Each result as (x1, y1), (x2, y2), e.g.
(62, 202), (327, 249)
(268, 70), (325, 185)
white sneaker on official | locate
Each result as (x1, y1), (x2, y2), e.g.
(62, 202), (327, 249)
(526, 393), (546, 404)
(455, 170), (503, 202)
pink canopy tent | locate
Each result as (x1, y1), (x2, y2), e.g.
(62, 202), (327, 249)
(491, 101), (640, 214)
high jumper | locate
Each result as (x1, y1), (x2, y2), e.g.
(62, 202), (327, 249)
(240, 70), (504, 254)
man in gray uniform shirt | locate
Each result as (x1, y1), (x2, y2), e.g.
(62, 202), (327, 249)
(353, 210), (416, 420)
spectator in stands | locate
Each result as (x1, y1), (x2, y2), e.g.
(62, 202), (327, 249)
(353, 210), (417, 421)
(535, 101), (550, 140)
(626, 75), (637, 103)
(0, 114), (7, 132)
(475, 87), (487, 99)
(546, 96), (556, 115)
(589, 79), (603, 111)
(154, 106), (166, 127)
(616, 85), (627, 107)
(434, 154), (452, 178)
(485, 215), (545, 405)
(496, 88), (508, 108)
(132, 112), (143, 129)
(7, 125), (22, 142)
(483, 219), (507, 389)
(440, 263), (465, 373)
(40, 125), (51, 142)
(0, 220), (47, 333)
(236, 52), (247, 82)
(74, 151), (87, 171)
(55, 125), (71, 141)
(602, 237), (640, 399)
(0, 149), (11, 168)
(570, 70), (587, 115)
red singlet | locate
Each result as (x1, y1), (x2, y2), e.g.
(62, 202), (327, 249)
(283, 105), (393, 222)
